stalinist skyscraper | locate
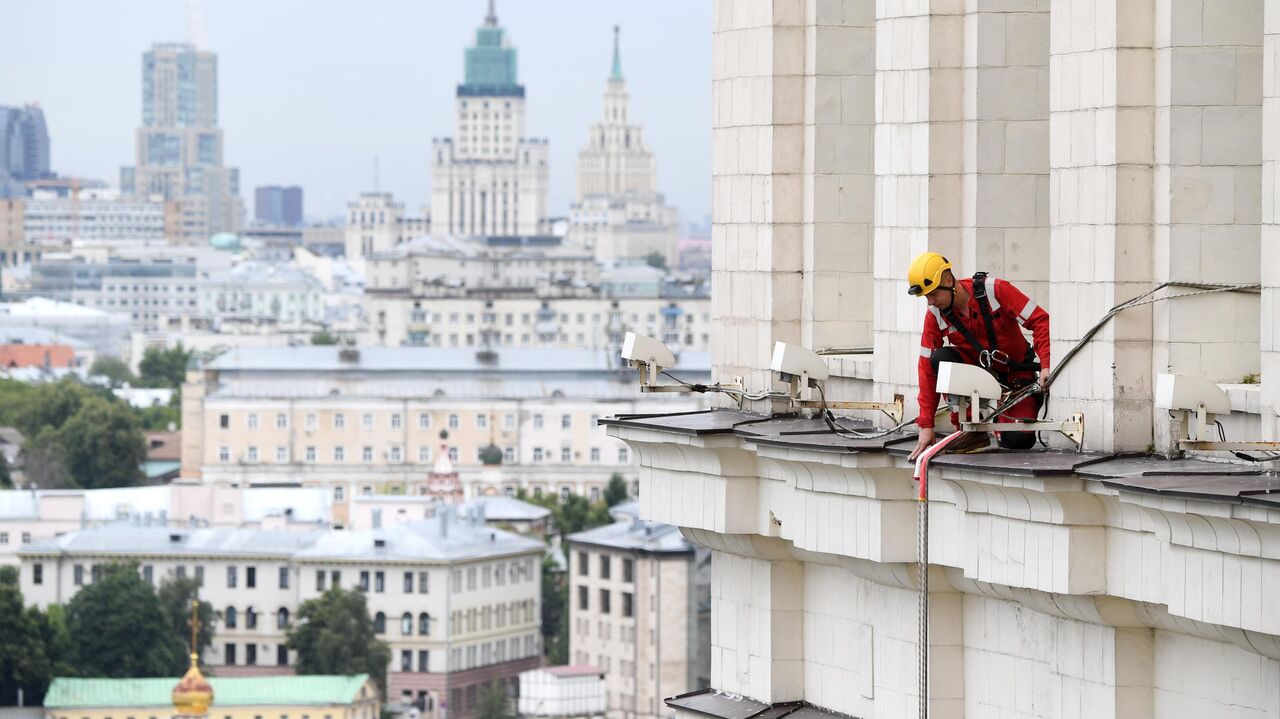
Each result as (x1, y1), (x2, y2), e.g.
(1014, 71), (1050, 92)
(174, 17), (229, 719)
(430, 1), (549, 239)
(569, 27), (679, 266)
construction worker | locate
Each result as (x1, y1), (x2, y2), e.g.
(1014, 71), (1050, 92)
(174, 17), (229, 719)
(905, 252), (1050, 459)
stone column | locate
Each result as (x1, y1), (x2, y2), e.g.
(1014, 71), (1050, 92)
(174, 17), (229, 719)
(961, 0), (1050, 298)
(1262, 0), (1280, 439)
(801, 0), (876, 353)
(709, 551), (805, 703)
(1151, 0), (1262, 448)
(712, 0), (805, 407)
(1047, 0), (1156, 452)
(872, 0), (966, 414)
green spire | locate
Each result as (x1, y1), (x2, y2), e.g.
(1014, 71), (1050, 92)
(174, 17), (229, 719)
(610, 25), (623, 82)
(460, 0), (523, 97)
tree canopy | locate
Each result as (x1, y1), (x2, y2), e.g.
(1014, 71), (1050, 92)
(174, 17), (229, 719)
(644, 251), (668, 271)
(157, 576), (217, 666)
(474, 682), (514, 719)
(51, 400), (146, 489)
(65, 564), (186, 677)
(0, 567), (53, 706)
(540, 555), (568, 665)
(88, 356), (136, 387)
(287, 588), (390, 691)
(604, 473), (629, 507)
(137, 345), (193, 389)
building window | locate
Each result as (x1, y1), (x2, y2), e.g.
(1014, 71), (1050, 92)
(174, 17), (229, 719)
(448, 414), (459, 430)
(219, 414), (229, 429)
(419, 612), (431, 635)
(316, 570), (326, 592)
(418, 413), (431, 429)
(504, 414), (515, 430)
(360, 571), (370, 591)
(561, 447), (572, 463)
(503, 446), (514, 463)
(401, 612), (413, 635)
(218, 446), (230, 463)
(623, 592), (634, 617)
(375, 571), (385, 592)
(225, 643), (236, 665)
(279, 567), (289, 589)
(247, 567), (256, 588)
(225, 607), (237, 628)
(246, 446), (259, 462)
(374, 612), (386, 634)
(418, 650), (429, 673)
(248, 413), (259, 430)
(333, 446), (345, 462)
(623, 558), (634, 583)
(275, 446), (288, 463)
(577, 585), (588, 610)
(305, 413), (317, 430)
(590, 448), (600, 463)
(277, 645), (288, 666)
(532, 448), (543, 463)
(334, 413), (346, 429)
(404, 571), (414, 593)
(600, 556), (611, 579)
(277, 607), (290, 629)
(476, 413), (488, 430)
(362, 446), (373, 463)
(600, 589), (611, 614)
(0, 533), (6, 545)
(533, 414), (544, 430)
(246, 607), (258, 629)
(391, 413), (402, 429)
(227, 566), (237, 588)
(618, 447), (629, 463)
(246, 644), (257, 665)
(562, 414), (571, 429)
(362, 413), (374, 430)
(419, 572), (429, 593)
(275, 413), (288, 429)
(578, 552), (588, 576)
(305, 446), (316, 463)
(33, 563), (42, 585)
(448, 447), (458, 462)
(418, 446), (431, 462)
(401, 650), (412, 672)
(334, 485), (345, 503)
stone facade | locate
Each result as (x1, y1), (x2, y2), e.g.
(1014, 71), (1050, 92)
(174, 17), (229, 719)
(608, 1), (1280, 717)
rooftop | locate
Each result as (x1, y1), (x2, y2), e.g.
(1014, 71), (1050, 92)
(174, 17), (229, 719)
(44, 675), (372, 709)
(202, 346), (710, 375)
(567, 515), (692, 554)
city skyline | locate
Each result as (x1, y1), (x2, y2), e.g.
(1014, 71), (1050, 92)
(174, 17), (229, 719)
(1, 0), (712, 225)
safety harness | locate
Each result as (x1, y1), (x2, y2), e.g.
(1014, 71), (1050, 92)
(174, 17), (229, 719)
(942, 272), (1040, 387)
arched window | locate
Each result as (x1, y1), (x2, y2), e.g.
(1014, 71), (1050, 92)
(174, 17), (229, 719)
(419, 612), (431, 636)
(401, 612), (413, 636)
(225, 606), (237, 629)
(245, 607), (257, 630)
(374, 612), (386, 634)
(277, 607), (289, 629)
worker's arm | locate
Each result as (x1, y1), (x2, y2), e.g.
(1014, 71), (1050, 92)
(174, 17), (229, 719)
(915, 311), (945, 429)
(997, 280), (1050, 373)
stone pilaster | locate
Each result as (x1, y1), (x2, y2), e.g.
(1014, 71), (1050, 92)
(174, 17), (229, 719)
(1261, 0), (1280, 439)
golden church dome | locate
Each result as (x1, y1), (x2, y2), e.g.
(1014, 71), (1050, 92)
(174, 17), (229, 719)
(172, 653), (214, 716)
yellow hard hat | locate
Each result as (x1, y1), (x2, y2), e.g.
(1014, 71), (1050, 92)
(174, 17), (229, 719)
(906, 252), (952, 296)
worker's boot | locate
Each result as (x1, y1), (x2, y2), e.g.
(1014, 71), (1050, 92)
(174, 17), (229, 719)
(946, 431), (990, 454)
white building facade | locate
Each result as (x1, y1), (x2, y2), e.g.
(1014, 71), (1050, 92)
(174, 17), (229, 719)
(604, 1), (1280, 718)
(22, 189), (170, 245)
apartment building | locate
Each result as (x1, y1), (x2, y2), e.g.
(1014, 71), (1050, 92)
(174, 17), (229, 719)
(566, 513), (709, 719)
(19, 510), (542, 718)
(181, 347), (709, 524)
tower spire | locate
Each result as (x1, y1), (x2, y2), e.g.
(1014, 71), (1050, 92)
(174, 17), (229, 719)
(610, 25), (623, 82)
(485, 0), (497, 27)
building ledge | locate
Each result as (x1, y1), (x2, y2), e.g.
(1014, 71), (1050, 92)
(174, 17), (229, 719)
(667, 689), (859, 719)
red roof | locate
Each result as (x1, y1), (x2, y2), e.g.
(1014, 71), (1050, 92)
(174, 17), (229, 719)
(544, 665), (604, 678)
(0, 344), (75, 369)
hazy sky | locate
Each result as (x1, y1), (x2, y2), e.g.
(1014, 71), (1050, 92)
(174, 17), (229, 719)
(1, 0), (712, 224)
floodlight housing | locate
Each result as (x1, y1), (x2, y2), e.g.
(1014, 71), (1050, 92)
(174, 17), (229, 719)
(1154, 373), (1232, 415)
(620, 333), (676, 387)
(771, 342), (830, 400)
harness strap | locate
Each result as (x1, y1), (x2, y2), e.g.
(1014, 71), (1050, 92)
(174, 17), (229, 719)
(941, 272), (1041, 382)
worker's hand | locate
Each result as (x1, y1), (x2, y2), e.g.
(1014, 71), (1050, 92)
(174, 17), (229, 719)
(1038, 373), (1049, 394)
(908, 427), (936, 461)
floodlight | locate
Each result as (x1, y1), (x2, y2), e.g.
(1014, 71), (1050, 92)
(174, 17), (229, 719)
(770, 342), (829, 399)
(621, 333), (676, 387)
(1155, 373), (1232, 414)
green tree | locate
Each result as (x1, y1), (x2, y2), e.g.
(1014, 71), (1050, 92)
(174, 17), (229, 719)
(35, 605), (76, 680)
(540, 555), (569, 665)
(65, 564), (185, 678)
(88, 356), (136, 387)
(287, 588), (390, 692)
(157, 576), (217, 669)
(0, 566), (53, 705)
(474, 682), (514, 719)
(54, 399), (146, 489)
(644, 251), (668, 271)
(15, 379), (93, 439)
(604, 473), (629, 507)
(137, 345), (192, 389)
(0, 454), (11, 489)
(310, 331), (340, 346)
(18, 440), (73, 489)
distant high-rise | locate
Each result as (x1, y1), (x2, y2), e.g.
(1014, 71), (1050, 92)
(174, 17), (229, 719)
(254, 185), (303, 226)
(0, 104), (52, 197)
(568, 27), (679, 265)
(121, 42), (243, 242)
(429, 1), (550, 239)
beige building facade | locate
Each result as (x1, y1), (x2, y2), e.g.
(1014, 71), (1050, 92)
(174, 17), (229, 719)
(567, 514), (709, 719)
(602, 1), (1280, 718)
(180, 347), (709, 525)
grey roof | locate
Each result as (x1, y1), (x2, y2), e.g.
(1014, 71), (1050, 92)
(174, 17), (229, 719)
(21, 514), (544, 563)
(202, 346), (710, 374)
(208, 376), (668, 401)
(609, 500), (640, 519)
(460, 495), (552, 522)
(566, 516), (692, 554)
(0, 326), (91, 348)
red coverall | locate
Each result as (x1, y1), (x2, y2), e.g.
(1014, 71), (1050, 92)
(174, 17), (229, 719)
(916, 276), (1051, 434)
